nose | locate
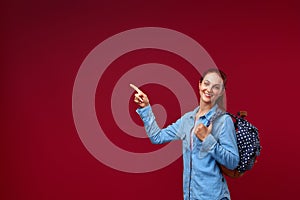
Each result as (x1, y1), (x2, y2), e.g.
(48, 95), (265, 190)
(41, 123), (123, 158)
(207, 85), (213, 92)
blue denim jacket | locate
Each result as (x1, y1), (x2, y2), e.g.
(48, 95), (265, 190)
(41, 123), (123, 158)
(137, 104), (239, 200)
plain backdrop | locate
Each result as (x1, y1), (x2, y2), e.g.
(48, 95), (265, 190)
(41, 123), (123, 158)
(1, 1), (299, 199)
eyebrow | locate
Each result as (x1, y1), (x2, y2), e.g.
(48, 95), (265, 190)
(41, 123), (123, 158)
(204, 80), (222, 87)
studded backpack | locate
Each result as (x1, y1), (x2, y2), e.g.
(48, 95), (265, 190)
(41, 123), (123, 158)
(210, 110), (262, 178)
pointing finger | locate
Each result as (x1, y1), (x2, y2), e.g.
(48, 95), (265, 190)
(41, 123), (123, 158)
(129, 83), (143, 94)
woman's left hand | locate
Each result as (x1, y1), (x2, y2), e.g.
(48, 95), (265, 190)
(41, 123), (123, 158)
(194, 123), (212, 141)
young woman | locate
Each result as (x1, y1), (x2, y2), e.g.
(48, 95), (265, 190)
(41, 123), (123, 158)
(131, 68), (239, 200)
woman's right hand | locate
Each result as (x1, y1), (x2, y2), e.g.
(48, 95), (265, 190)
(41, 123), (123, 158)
(130, 84), (150, 108)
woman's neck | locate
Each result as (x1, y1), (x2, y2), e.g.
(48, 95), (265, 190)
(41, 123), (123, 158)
(197, 101), (213, 117)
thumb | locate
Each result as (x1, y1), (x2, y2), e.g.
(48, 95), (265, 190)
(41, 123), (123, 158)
(207, 122), (213, 134)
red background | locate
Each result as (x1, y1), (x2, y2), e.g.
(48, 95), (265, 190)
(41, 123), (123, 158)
(1, 1), (300, 199)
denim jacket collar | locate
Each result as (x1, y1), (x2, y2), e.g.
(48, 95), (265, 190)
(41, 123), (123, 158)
(189, 104), (219, 121)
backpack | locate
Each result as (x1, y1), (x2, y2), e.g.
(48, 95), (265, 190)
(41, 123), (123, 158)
(210, 110), (262, 178)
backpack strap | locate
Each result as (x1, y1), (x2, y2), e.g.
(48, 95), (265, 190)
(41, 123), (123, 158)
(208, 109), (227, 126)
(226, 112), (242, 120)
(209, 111), (244, 130)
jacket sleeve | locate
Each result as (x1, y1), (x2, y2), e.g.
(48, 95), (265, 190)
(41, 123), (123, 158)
(136, 105), (183, 144)
(200, 115), (239, 170)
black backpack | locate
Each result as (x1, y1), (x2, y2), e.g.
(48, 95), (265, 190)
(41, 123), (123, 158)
(210, 111), (262, 178)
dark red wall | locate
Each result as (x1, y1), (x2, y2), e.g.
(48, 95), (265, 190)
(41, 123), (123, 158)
(1, 1), (299, 199)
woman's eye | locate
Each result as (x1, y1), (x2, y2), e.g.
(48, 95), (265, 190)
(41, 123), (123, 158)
(213, 86), (221, 91)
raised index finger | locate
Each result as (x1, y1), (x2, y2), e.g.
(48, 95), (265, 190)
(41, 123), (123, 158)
(129, 83), (143, 94)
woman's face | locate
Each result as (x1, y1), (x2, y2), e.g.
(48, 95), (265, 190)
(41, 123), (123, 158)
(199, 72), (224, 105)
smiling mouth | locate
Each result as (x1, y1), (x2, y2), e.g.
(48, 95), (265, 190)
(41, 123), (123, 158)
(204, 92), (213, 98)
